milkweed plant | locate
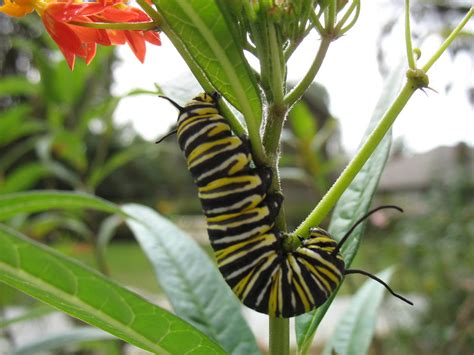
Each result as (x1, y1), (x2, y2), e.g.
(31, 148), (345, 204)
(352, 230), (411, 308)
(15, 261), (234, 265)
(0, 1), (472, 354)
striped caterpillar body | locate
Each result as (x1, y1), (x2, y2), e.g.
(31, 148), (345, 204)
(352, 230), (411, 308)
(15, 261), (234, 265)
(161, 92), (412, 317)
(163, 92), (344, 317)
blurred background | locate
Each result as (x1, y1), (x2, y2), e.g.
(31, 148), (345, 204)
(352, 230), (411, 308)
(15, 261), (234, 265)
(1, 0), (473, 353)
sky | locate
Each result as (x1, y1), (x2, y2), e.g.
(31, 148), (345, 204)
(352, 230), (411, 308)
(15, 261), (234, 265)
(112, 1), (474, 154)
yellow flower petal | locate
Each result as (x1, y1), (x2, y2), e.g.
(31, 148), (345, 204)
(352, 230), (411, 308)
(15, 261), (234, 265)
(0, 0), (34, 17)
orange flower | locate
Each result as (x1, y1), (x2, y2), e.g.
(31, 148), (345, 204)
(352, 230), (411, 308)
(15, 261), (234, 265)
(0, 0), (160, 69)
(90, 0), (161, 63)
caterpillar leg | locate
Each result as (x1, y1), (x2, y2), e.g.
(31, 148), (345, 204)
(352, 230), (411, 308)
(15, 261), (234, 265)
(218, 227), (345, 318)
(256, 166), (273, 190)
(265, 192), (284, 219)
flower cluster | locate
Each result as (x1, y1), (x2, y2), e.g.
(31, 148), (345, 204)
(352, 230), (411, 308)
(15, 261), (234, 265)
(0, 0), (161, 69)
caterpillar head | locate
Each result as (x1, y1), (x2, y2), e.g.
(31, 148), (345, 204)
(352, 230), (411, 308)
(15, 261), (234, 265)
(305, 206), (413, 307)
(191, 92), (220, 104)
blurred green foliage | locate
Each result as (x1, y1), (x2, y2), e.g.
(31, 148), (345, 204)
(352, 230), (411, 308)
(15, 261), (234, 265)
(0, 15), (196, 235)
(388, 173), (474, 354)
(350, 168), (474, 355)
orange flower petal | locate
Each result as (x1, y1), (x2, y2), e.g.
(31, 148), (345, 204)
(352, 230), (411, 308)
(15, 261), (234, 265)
(99, 7), (136, 22)
(6, 0), (161, 69)
(127, 7), (150, 21)
(84, 42), (97, 65)
(144, 31), (160, 45)
(124, 31), (146, 62)
(62, 49), (76, 70)
(46, 3), (88, 20)
(106, 29), (126, 45)
(68, 20), (109, 45)
(77, 3), (109, 17)
(43, 10), (86, 56)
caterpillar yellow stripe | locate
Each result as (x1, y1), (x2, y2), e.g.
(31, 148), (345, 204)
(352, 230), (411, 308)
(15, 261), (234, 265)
(164, 92), (345, 317)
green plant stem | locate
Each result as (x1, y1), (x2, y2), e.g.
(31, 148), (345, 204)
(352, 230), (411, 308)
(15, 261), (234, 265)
(422, 5), (474, 72)
(310, 10), (326, 35)
(267, 25), (285, 104)
(334, 0), (360, 34)
(286, 3), (314, 60)
(263, 103), (287, 161)
(326, 1), (336, 32)
(257, 16), (290, 355)
(269, 317), (290, 355)
(405, 0), (416, 69)
(294, 82), (415, 237)
(285, 36), (331, 107)
(262, 102), (289, 234)
(69, 21), (159, 31)
(254, 14), (277, 103)
(336, 0), (361, 36)
(217, 103), (246, 137)
(266, 105), (289, 355)
(284, 25), (312, 61)
(262, 20), (286, 160)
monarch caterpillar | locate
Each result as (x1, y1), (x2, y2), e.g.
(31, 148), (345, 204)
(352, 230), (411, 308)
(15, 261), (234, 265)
(159, 92), (412, 317)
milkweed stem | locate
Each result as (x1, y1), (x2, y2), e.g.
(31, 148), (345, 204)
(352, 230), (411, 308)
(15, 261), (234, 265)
(405, 0), (416, 69)
(269, 317), (290, 355)
(293, 82), (416, 238)
(422, 5), (474, 72)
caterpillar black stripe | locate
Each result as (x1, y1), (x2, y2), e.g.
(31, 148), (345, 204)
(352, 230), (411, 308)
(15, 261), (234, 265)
(160, 92), (413, 317)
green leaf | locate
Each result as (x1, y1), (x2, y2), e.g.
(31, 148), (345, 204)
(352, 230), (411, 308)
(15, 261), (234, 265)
(95, 215), (123, 275)
(86, 144), (152, 189)
(214, 0), (245, 45)
(0, 191), (125, 221)
(0, 76), (40, 97)
(9, 327), (116, 355)
(123, 204), (261, 355)
(38, 160), (82, 188)
(296, 63), (406, 354)
(288, 101), (317, 140)
(0, 105), (44, 147)
(0, 225), (225, 354)
(0, 163), (50, 194)
(36, 136), (82, 187)
(154, 0), (262, 122)
(25, 213), (93, 241)
(97, 215), (122, 251)
(322, 268), (394, 355)
(0, 136), (39, 171)
(51, 130), (88, 172)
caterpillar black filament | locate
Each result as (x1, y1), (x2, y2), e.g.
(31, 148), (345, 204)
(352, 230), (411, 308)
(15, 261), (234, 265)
(160, 92), (412, 317)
